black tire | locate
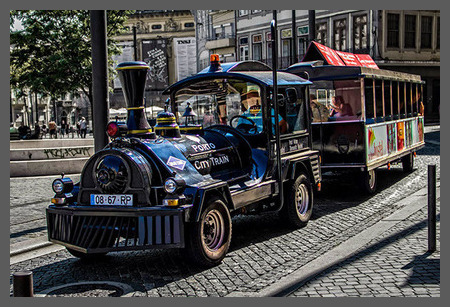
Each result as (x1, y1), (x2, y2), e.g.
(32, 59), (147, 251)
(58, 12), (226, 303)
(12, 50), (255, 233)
(361, 169), (377, 194)
(402, 153), (414, 173)
(66, 248), (107, 260)
(281, 173), (314, 228)
(186, 198), (232, 267)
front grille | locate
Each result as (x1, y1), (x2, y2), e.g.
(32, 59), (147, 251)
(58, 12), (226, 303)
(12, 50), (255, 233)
(46, 208), (184, 253)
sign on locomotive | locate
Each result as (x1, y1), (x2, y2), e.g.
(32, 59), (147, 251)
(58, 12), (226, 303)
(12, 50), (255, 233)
(46, 53), (321, 266)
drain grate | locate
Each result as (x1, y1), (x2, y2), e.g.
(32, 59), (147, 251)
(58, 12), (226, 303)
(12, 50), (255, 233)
(38, 281), (134, 297)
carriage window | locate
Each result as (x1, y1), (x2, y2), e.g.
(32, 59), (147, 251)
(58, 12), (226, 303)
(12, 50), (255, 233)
(399, 82), (406, 118)
(364, 78), (375, 123)
(283, 87), (307, 132)
(375, 79), (384, 122)
(392, 81), (399, 119)
(406, 82), (412, 118)
(384, 80), (392, 120)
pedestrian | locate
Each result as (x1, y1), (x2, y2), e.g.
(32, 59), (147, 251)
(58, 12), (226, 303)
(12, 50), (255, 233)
(76, 122), (80, 138)
(32, 121), (41, 139)
(61, 119), (66, 138)
(48, 120), (57, 139)
(42, 123), (47, 138)
(79, 117), (87, 138)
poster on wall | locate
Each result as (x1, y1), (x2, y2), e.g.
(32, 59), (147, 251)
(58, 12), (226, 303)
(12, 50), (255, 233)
(367, 125), (388, 162)
(174, 37), (197, 81)
(113, 42), (134, 89)
(142, 39), (169, 90)
(397, 122), (405, 151)
(386, 123), (396, 154)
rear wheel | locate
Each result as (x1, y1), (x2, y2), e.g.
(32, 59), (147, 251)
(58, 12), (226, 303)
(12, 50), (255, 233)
(402, 153), (414, 172)
(186, 198), (232, 267)
(281, 173), (313, 228)
(360, 169), (377, 194)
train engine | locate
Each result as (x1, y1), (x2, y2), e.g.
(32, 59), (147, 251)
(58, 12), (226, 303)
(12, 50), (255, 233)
(46, 58), (320, 267)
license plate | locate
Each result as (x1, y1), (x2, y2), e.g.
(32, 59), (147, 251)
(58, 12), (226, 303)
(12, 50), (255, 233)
(90, 194), (133, 206)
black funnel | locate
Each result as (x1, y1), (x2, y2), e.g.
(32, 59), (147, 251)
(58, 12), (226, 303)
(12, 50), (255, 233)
(116, 62), (153, 136)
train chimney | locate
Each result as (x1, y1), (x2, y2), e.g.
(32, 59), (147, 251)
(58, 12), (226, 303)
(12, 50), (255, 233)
(115, 62), (153, 137)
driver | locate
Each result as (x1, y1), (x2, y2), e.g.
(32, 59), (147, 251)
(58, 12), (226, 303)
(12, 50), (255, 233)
(238, 88), (288, 134)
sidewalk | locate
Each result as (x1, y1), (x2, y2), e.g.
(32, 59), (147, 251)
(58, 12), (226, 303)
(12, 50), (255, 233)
(227, 184), (440, 297)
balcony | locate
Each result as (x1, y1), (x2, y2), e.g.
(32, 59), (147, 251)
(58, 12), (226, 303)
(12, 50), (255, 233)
(205, 34), (235, 50)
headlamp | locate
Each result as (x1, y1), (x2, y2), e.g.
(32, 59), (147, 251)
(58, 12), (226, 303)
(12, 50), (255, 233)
(52, 179), (64, 194)
(164, 178), (178, 194)
(52, 177), (74, 195)
(163, 177), (186, 194)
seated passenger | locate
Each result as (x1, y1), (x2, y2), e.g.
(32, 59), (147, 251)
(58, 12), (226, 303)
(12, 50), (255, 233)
(329, 96), (353, 118)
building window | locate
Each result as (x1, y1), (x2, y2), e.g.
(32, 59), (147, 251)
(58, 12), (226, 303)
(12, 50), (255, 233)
(353, 15), (367, 51)
(239, 10), (249, 17)
(387, 13), (400, 48)
(252, 34), (262, 61)
(316, 22), (327, 45)
(421, 15), (433, 49)
(240, 46), (249, 61)
(184, 22), (195, 28)
(251, 10), (262, 14)
(333, 19), (347, 51)
(404, 15), (416, 49)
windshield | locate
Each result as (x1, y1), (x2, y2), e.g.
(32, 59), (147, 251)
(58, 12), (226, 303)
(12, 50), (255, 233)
(173, 78), (264, 131)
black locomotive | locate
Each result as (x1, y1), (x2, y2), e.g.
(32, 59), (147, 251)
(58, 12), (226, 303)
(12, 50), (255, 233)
(46, 56), (321, 267)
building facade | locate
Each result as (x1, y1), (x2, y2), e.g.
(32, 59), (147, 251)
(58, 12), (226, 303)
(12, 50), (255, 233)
(234, 10), (440, 123)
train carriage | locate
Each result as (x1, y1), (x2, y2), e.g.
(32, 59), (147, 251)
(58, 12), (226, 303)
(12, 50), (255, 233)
(286, 45), (425, 193)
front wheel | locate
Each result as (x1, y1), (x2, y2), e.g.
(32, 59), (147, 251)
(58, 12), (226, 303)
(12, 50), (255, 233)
(281, 173), (314, 228)
(186, 198), (232, 267)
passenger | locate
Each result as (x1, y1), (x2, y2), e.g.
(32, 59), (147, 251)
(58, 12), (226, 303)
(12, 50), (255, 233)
(329, 96), (353, 118)
(309, 94), (328, 122)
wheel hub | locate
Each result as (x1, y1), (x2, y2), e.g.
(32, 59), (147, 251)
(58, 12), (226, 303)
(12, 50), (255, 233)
(202, 209), (225, 251)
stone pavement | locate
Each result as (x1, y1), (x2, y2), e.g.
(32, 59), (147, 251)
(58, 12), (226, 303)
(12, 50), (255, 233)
(287, 199), (440, 297)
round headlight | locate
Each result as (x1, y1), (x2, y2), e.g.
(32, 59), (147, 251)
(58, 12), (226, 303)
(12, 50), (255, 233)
(52, 179), (64, 194)
(164, 178), (178, 194)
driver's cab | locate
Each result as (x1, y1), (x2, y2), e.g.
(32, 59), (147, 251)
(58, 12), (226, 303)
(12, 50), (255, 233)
(163, 58), (312, 188)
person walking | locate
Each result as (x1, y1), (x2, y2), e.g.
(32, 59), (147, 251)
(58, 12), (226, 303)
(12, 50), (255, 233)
(60, 119), (67, 138)
(79, 117), (87, 138)
(48, 120), (57, 139)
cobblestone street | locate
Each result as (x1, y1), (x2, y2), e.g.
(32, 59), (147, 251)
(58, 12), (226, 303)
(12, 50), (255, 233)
(10, 126), (440, 297)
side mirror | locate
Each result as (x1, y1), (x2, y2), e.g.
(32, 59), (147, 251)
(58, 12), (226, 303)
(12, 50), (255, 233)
(285, 88), (298, 103)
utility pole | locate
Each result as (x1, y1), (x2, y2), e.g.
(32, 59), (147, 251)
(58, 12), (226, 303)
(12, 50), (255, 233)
(90, 10), (109, 152)
(291, 10), (297, 65)
(308, 10), (316, 45)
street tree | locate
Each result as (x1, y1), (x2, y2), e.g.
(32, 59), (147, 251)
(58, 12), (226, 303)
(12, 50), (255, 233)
(10, 10), (134, 121)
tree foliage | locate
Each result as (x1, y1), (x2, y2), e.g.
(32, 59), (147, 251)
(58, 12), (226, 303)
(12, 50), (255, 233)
(10, 10), (133, 103)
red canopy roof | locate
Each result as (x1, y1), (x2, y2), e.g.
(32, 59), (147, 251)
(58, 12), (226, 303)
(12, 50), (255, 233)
(302, 41), (379, 69)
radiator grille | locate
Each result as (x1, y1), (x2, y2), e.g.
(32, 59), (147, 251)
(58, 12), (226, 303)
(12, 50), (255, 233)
(47, 209), (184, 252)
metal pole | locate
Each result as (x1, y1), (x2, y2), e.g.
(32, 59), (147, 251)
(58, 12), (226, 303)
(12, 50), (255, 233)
(13, 271), (33, 297)
(90, 10), (109, 152)
(133, 25), (137, 61)
(308, 10), (316, 44)
(291, 10), (297, 65)
(271, 12), (283, 209)
(428, 164), (436, 252)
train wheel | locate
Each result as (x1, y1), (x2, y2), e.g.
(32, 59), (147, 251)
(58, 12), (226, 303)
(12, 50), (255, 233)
(361, 169), (377, 194)
(66, 248), (107, 260)
(402, 153), (414, 173)
(281, 173), (313, 228)
(186, 198), (232, 267)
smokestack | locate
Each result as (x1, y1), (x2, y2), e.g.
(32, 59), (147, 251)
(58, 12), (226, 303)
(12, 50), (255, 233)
(115, 62), (153, 136)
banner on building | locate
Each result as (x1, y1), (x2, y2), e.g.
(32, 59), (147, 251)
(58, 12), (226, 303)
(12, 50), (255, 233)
(142, 39), (169, 90)
(174, 37), (197, 81)
(113, 42), (134, 89)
